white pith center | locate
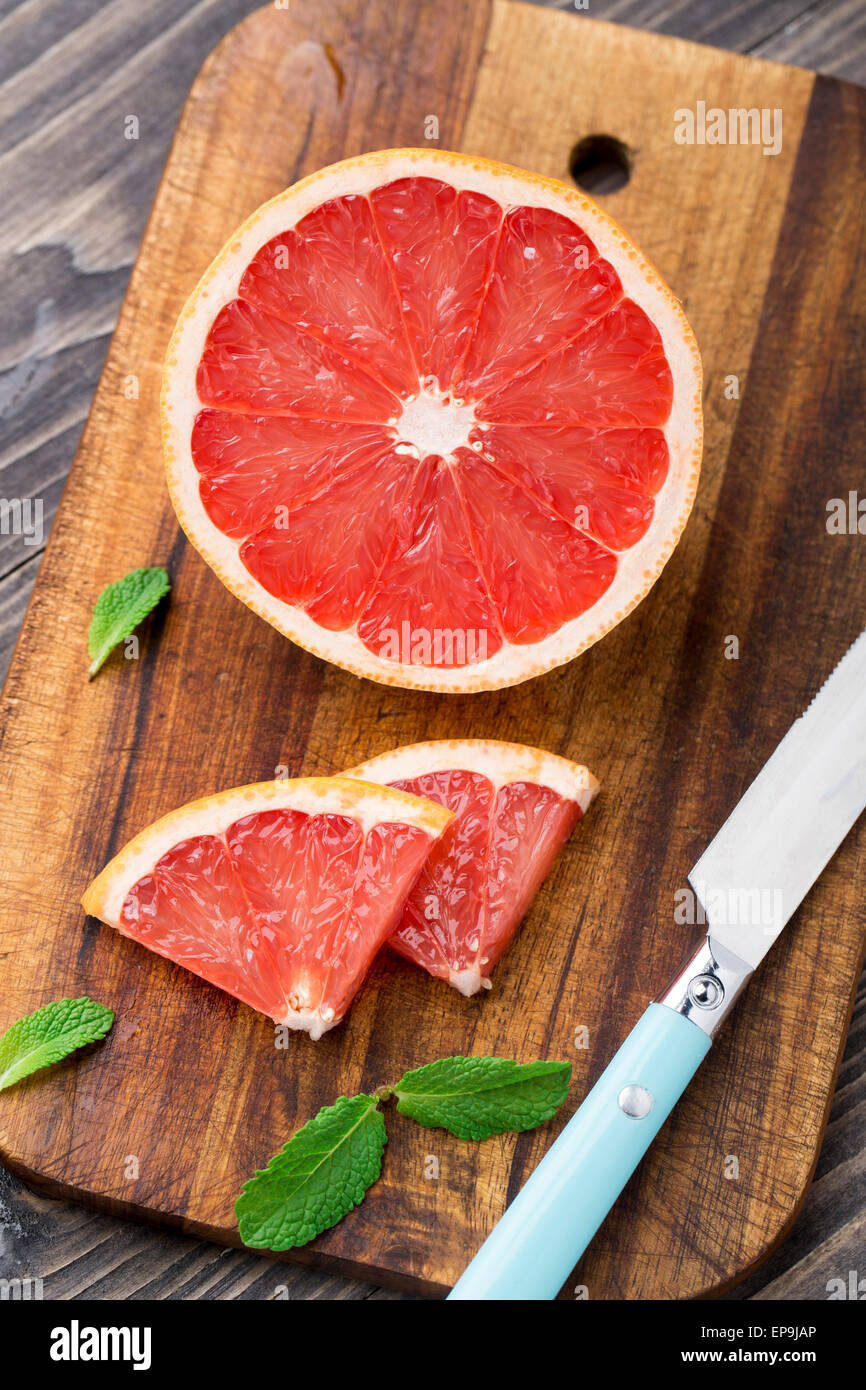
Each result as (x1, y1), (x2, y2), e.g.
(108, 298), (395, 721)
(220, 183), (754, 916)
(391, 386), (480, 462)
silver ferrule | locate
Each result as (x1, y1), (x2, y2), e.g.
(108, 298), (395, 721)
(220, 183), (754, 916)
(657, 935), (752, 1038)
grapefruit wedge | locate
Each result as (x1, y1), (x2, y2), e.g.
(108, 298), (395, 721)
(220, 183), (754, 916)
(82, 778), (452, 1038)
(163, 149), (702, 692)
(346, 741), (598, 995)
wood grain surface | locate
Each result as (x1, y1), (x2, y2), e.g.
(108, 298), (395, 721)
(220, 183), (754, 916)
(1, 0), (865, 1301)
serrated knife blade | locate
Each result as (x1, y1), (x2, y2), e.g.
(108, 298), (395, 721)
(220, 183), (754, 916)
(689, 627), (866, 972)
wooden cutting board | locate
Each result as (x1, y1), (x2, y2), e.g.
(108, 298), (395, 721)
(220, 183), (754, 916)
(1, 0), (865, 1299)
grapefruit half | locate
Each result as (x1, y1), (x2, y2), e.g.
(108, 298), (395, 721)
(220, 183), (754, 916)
(82, 778), (452, 1038)
(346, 740), (598, 995)
(163, 149), (702, 692)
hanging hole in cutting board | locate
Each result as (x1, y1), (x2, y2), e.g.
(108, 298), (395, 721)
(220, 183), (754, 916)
(569, 135), (632, 194)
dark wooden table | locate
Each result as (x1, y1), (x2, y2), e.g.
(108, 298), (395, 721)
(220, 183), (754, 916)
(1, 0), (864, 1301)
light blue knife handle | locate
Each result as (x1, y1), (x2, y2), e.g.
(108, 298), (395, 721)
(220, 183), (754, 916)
(448, 1003), (711, 1300)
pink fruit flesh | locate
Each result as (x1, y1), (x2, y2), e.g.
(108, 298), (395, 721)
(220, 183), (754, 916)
(190, 181), (672, 668)
(383, 769), (583, 989)
(118, 809), (434, 1027)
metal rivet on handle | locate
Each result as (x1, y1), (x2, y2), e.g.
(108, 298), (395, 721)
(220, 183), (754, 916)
(688, 973), (725, 1009)
(618, 1084), (653, 1119)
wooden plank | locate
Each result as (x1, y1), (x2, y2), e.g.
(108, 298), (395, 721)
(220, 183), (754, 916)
(1, 0), (865, 1300)
(749, 1), (866, 81)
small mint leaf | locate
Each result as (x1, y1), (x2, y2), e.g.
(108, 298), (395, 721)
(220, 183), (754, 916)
(393, 1055), (571, 1140)
(88, 566), (170, 678)
(235, 1094), (385, 1251)
(0, 997), (114, 1091)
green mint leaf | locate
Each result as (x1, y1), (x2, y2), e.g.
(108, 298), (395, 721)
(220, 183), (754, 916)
(235, 1094), (386, 1251)
(88, 566), (170, 678)
(393, 1055), (571, 1140)
(0, 997), (114, 1091)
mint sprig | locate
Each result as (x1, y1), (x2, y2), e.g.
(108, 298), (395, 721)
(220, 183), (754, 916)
(88, 566), (170, 678)
(235, 1055), (571, 1252)
(0, 997), (114, 1091)
(236, 1094), (386, 1250)
(391, 1056), (572, 1140)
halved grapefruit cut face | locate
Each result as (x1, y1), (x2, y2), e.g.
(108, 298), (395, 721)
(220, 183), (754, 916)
(163, 149), (702, 692)
(82, 778), (452, 1039)
(345, 741), (598, 995)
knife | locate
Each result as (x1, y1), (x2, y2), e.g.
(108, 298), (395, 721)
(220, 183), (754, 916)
(448, 629), (866, 1301)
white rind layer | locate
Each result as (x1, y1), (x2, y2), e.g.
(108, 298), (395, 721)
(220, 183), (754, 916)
(345, 738), (599, 811)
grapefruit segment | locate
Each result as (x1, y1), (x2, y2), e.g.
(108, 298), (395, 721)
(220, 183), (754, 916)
(477, 298), (674, 427)
(192, 413), (396, 539)
(346, 741), (598, 995)
(196, 299), (398, 421)
(356, 459), (503, 666)
(454, 456), (617, 643)
(455, 205), (622, 399)
(239, 196), (418, 399)
(369, 177), (502, 389)
(82, 779), (453, 1039)
(239, 449), (421, 631)
(479, 424), (668, 550)
(164, 149), (702, 691)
